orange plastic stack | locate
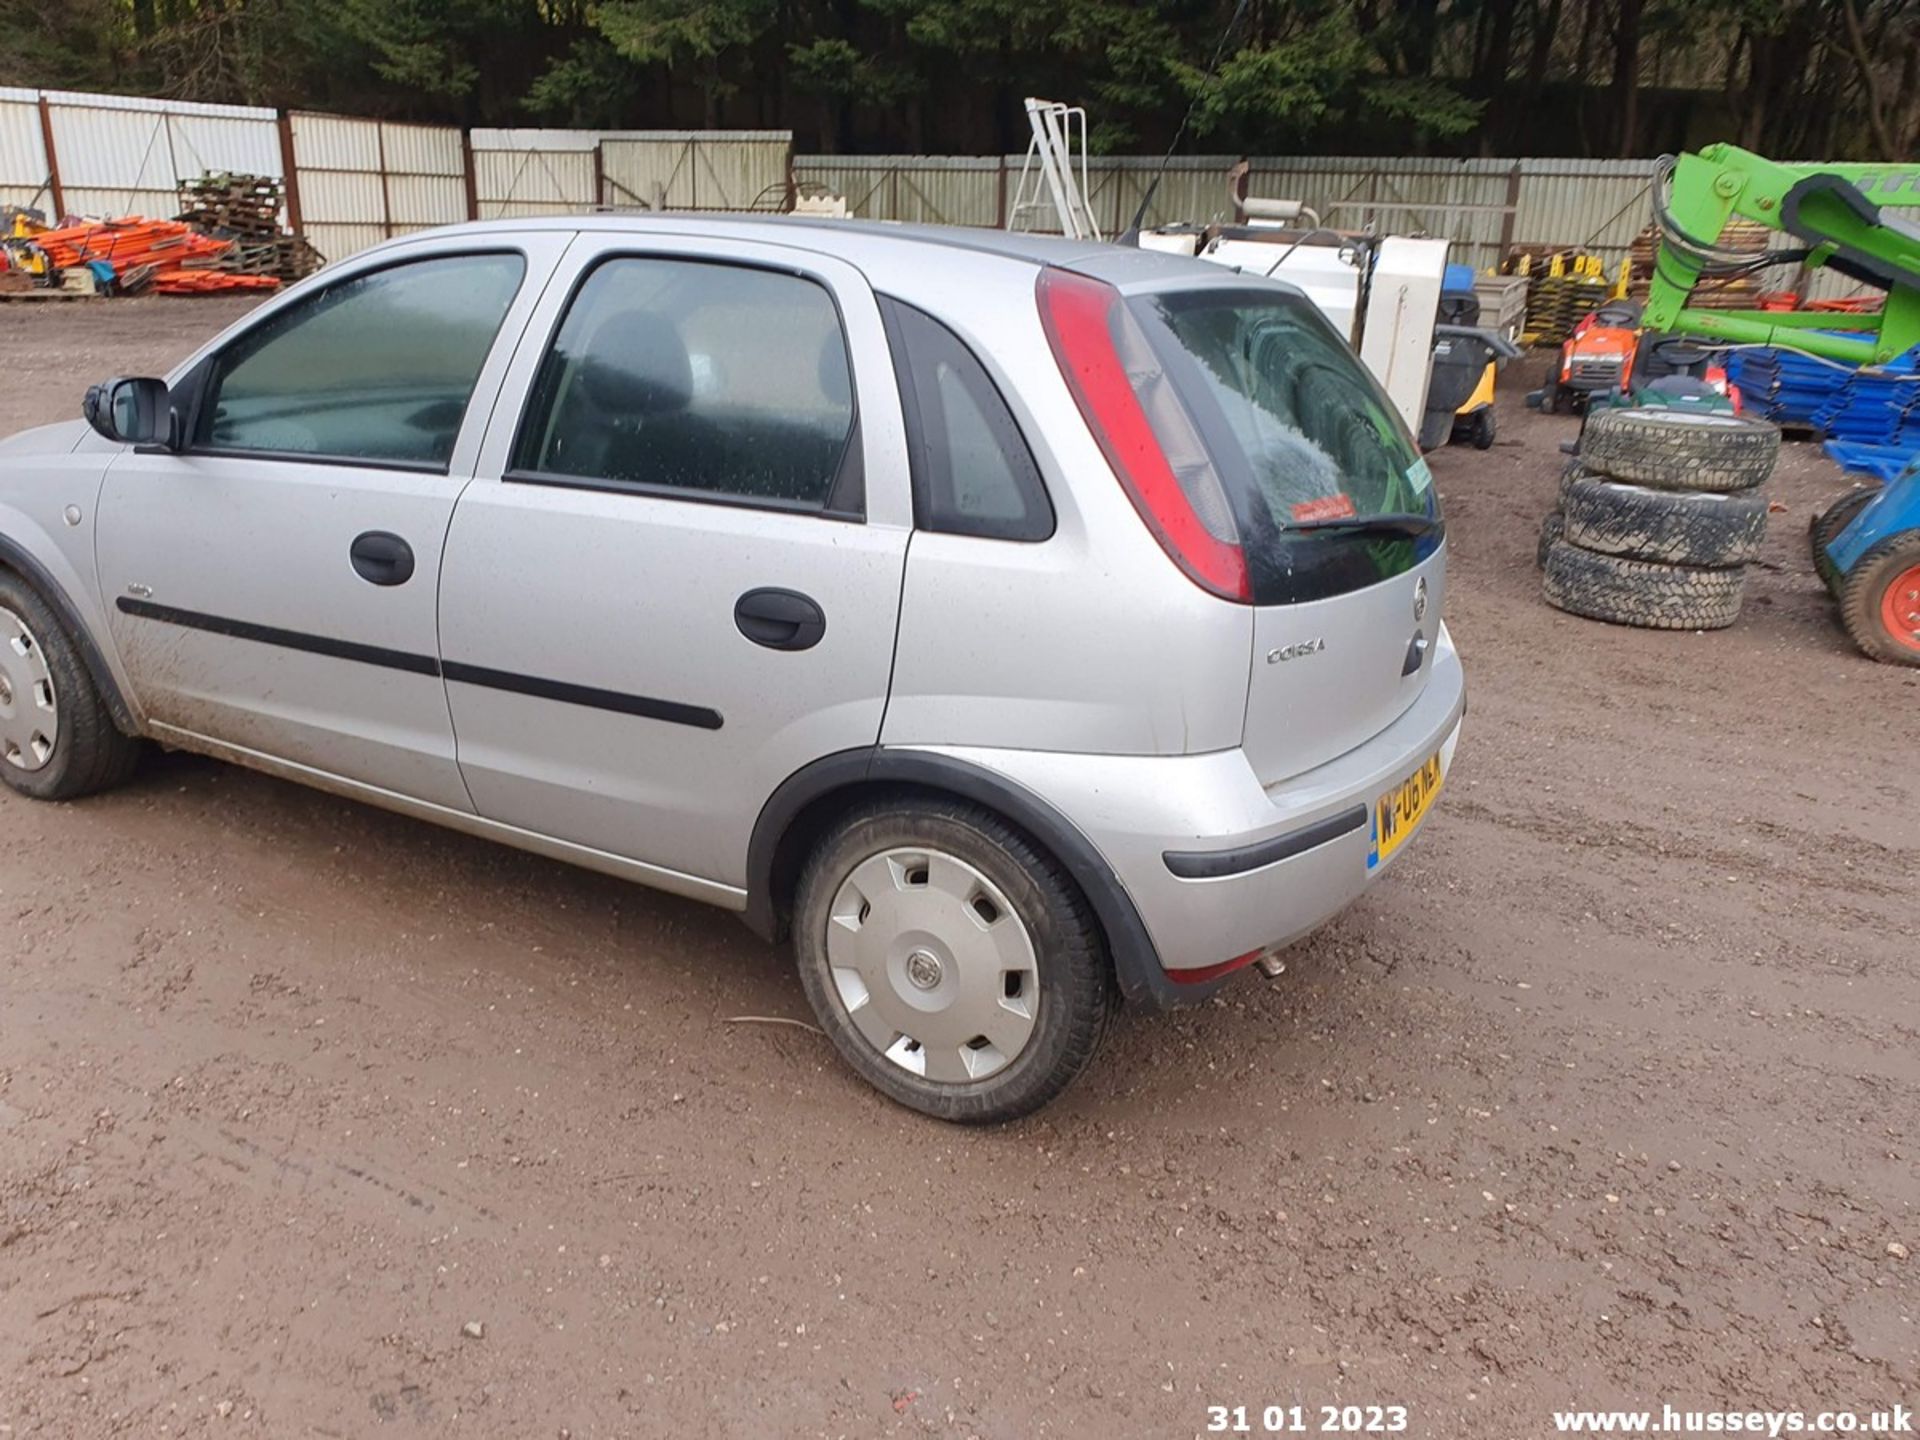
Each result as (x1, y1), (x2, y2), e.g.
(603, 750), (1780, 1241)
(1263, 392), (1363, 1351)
(30, 217), (280, 294)
(151, 269), (280, 294)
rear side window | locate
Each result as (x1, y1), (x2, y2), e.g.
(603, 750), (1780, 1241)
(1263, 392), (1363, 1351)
(1131, 287), (1440, 602)
(197, 252), (525, 467)
(512, 257), (859, 513)
(881, 298), (1053, 542)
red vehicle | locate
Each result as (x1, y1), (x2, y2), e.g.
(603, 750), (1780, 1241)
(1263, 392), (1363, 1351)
(1531, 300), (1741, 415)
(1535, 299), (1644, 413)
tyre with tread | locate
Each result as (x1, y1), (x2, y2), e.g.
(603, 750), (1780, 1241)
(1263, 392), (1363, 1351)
(1560, 460), (1600, 500)
(1541, 540), (1745, 630)
(0, 570), (142, 801)
(1578, 408), (1779, 492)
(1809, 486), (1878, 591)
(1562, 476), (1767, 567)
(1537, 510), (1564, 569)
(1838, 534), (1920, 667)
(793, 796), (1113, 1123)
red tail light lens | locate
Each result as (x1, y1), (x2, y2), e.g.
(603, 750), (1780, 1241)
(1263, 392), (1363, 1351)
(1036, 268), (1250, 602)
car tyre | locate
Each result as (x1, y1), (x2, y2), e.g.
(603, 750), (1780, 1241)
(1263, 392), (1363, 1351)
(1578, 408), (1780, 493)
(1562, 476), (1768, 567)
(1537, 510), (1565, 570)
(1560, 460), (1601, 500)
(793, 797), (1113, 1124)
(1541, 540), (1745, 631)
(0, 571), (142, 801)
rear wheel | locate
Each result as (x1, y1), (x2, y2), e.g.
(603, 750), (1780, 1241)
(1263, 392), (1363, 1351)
(1838, 535), (1920, 667)
(793, 798), (1112, 1123)
(0, 572), (141, 801)
(1809, 486), (1879, 591)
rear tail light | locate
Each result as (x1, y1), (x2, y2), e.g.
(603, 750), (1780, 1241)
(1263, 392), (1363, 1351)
(1036, 268), (1250, 602)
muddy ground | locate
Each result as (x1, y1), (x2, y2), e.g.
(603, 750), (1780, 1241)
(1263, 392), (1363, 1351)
(0, 296), (1913, 1439)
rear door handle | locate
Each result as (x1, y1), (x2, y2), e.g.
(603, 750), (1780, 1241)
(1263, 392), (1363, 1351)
(734, 588), (826, 651)
(350, 531), (415, 587)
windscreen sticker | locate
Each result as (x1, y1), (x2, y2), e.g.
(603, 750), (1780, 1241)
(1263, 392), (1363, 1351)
(1406, 456), (1435, 496)
(1291, 494), (1357, 523)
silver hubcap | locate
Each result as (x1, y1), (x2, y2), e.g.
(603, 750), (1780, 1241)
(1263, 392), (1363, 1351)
(0, 606), (57, 773)
(826, 847), (1039, 1083)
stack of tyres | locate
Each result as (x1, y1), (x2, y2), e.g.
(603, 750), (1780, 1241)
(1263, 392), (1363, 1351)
(1537, 410), (1782, 630)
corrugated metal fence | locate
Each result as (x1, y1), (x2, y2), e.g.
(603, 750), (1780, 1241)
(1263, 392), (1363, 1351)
(0, 86), (1902, 303)
(2, 87), (282, 220)
(0, 88), (796, 265)
(792, 153), (1661, 274)
(288, 113), (469, 261)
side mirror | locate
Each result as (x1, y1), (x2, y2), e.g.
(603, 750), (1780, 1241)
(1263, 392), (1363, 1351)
(83, 376), (174, 447)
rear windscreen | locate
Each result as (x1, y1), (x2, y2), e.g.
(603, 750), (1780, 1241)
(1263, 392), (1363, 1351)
(1130, 286), (1441, 604)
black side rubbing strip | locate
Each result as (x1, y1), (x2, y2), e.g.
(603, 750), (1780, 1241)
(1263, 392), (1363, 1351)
(1162, 805), (1368, 881)
(440, 661), (724, 731)
(116, 596), (441, 676)
(114, 598), (724, 731)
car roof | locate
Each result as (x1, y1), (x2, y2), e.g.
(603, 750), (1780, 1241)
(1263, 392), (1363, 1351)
(402, 212), (1263, 296)
(426, 212), (1107, 263)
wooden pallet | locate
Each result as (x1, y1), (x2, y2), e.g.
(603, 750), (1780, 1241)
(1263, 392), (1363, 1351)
(173, 171), (323, 283)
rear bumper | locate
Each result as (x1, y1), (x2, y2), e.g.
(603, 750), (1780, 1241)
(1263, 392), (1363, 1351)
(917, 623), (1466, 1000)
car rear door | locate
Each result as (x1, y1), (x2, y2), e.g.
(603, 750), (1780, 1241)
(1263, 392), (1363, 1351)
(437, 232), (912, 894)
(93, 235), (571, 811)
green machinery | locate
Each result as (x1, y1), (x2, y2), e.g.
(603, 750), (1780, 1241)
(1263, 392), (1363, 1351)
(1644, 143), (1920, 365)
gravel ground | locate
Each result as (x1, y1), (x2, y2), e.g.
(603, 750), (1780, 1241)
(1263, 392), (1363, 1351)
(0, 296), (1914, 1438)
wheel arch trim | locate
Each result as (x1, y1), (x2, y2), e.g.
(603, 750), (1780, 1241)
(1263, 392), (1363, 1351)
(0, 530), (139, 737)
(743, 747), (1214, 1009)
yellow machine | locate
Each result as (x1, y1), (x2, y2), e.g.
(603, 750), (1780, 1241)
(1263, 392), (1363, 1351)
(2, 210), (52, 276)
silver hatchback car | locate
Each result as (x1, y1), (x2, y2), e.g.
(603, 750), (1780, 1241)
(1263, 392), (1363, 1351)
(0, 217), (1463, 1121)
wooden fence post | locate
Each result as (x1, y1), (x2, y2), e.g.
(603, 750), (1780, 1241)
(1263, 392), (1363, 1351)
(1498, 161), (1523, 265)
(36, 96), (64, 219)
(276, 111), (304, 231)
(375, 123), (393, 237)
(461, 129), (479, 220)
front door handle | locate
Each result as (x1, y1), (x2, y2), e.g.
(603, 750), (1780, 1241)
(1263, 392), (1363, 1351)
(734, 588), (826, 651)
(350, 531), (416, 587)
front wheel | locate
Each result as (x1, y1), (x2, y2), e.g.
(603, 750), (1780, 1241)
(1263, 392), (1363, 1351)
(793, 798), (1113, 1123)
(0, 572), (142, 801)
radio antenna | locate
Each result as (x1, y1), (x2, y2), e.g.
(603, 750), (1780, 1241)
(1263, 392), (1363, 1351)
(1120, 0), (1253, 243)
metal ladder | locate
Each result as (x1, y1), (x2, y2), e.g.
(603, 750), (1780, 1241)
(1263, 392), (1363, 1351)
(1007, 98), (1101, 241)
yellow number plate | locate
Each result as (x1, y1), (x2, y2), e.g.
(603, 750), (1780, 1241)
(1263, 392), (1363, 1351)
(1367, 750), (1445, 870)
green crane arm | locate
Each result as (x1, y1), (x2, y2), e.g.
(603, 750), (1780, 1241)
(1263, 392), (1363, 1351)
(1642, 143), (1920, 365)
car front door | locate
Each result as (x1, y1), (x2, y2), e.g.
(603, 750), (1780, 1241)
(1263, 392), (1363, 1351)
(437, 234), (912, 895)
(94, 236), (569, 811)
